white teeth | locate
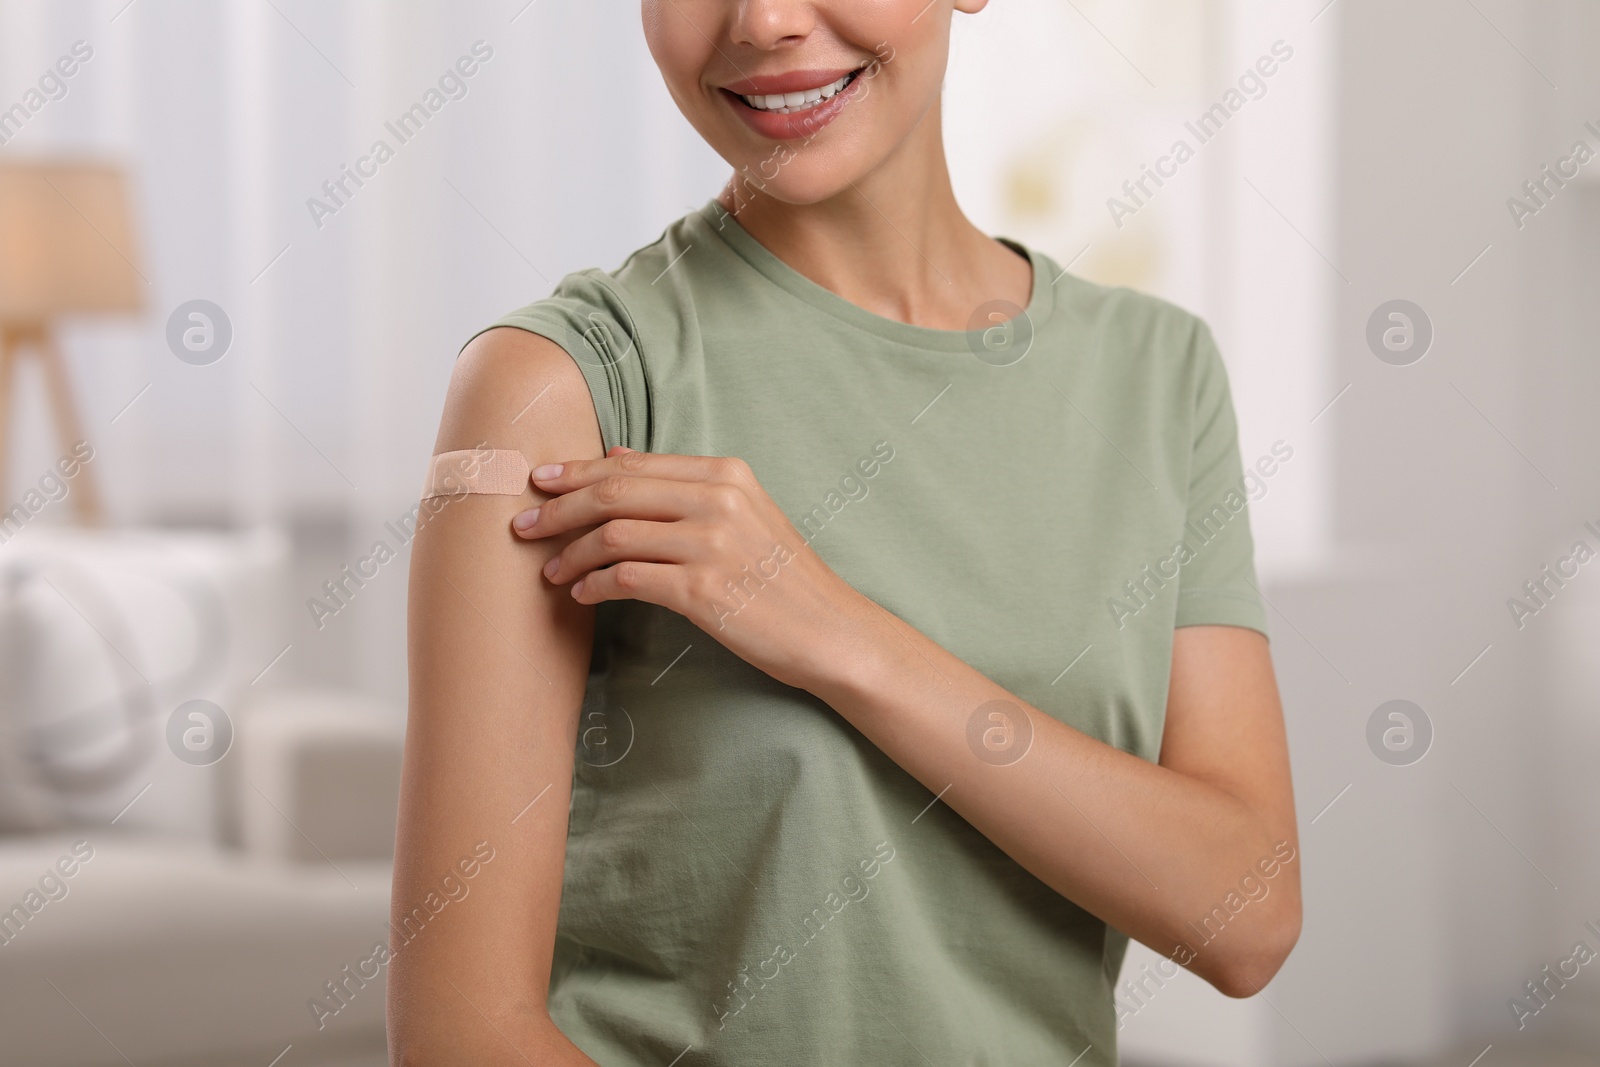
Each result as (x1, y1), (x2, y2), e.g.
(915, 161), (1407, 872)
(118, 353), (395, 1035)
(740, 72), (854, 114)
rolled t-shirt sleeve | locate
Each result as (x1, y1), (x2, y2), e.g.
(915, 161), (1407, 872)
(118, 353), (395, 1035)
(1173, 322), (1271, 638)
(461, 270), (653, 456)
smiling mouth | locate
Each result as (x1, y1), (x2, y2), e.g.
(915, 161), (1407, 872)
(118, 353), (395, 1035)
(733, 70), (862, 115)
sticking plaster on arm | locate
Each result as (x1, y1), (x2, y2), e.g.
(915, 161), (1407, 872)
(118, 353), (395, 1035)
(422, 449), (531, 499)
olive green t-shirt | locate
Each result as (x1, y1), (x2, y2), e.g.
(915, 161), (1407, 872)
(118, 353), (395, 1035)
(468, 200), (1269, 1066)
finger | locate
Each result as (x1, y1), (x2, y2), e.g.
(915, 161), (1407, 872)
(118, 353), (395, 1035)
(530, 452), (752, 493)
(571, 560), (688, 609)
(542, 519), (706, 584)
(513, 476), (728, 538)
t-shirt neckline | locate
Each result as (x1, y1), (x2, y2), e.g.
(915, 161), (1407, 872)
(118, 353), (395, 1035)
(694, 199), (1056, 354)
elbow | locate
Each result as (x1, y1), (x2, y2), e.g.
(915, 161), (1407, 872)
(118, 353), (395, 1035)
(1202, 903), (1302, 999)
(385, 1002), (431, 1067)
(386, 982), (559, 1066)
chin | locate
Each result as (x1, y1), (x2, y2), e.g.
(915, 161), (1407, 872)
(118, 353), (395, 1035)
(720, 157), (875, 210)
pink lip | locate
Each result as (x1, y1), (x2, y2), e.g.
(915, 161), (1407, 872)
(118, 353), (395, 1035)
(720, 68), (868, 142)
(722, 67), (860, 95)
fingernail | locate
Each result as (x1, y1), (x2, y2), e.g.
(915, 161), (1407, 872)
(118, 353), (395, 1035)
(531, 464), (563, 480)
(570, 578), (586, 599)
(513, 507), (540, 532)
(543, 556), (560, 578)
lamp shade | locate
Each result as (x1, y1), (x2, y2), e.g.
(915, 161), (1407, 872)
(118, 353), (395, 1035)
(0, 162), (143, 322)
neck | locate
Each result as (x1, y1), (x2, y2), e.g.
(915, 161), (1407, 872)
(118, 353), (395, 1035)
(715, 96), (1028, 331)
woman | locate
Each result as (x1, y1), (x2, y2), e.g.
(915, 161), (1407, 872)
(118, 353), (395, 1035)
(389, 2), (1301, 1064)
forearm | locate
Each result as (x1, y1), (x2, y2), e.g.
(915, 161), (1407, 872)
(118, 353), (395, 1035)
(806, 596), (1299, 993)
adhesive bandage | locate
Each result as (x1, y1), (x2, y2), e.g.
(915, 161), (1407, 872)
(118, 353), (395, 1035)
(422, 449), (530, 499)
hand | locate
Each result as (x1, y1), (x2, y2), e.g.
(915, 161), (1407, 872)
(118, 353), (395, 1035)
(511, 446), (869, 692)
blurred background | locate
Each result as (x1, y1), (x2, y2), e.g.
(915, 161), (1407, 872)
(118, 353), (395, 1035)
(0, 0), (1596, 1064)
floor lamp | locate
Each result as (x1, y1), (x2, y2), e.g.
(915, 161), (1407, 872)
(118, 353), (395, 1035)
(0, 162), (144, 526)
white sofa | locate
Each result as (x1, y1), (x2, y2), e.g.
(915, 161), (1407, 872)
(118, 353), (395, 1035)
(0, 833), (393, 1067)
(0, 527), (405, 1064)
(0, 686), (402, 1067)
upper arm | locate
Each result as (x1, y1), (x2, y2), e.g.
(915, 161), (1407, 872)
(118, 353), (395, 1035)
(1161, 317), (1295, 863)
(1159, 626), (1295, 832)
(1159, 626), (1301, 956)
(387, 327), (604, 1061)
(1156, 323), (1300, 983)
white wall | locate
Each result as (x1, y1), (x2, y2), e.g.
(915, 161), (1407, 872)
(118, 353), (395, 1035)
(1268, 0), (1600, 1062)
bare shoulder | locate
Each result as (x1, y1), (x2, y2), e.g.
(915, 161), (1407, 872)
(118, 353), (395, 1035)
(435, 326), (602, 460)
